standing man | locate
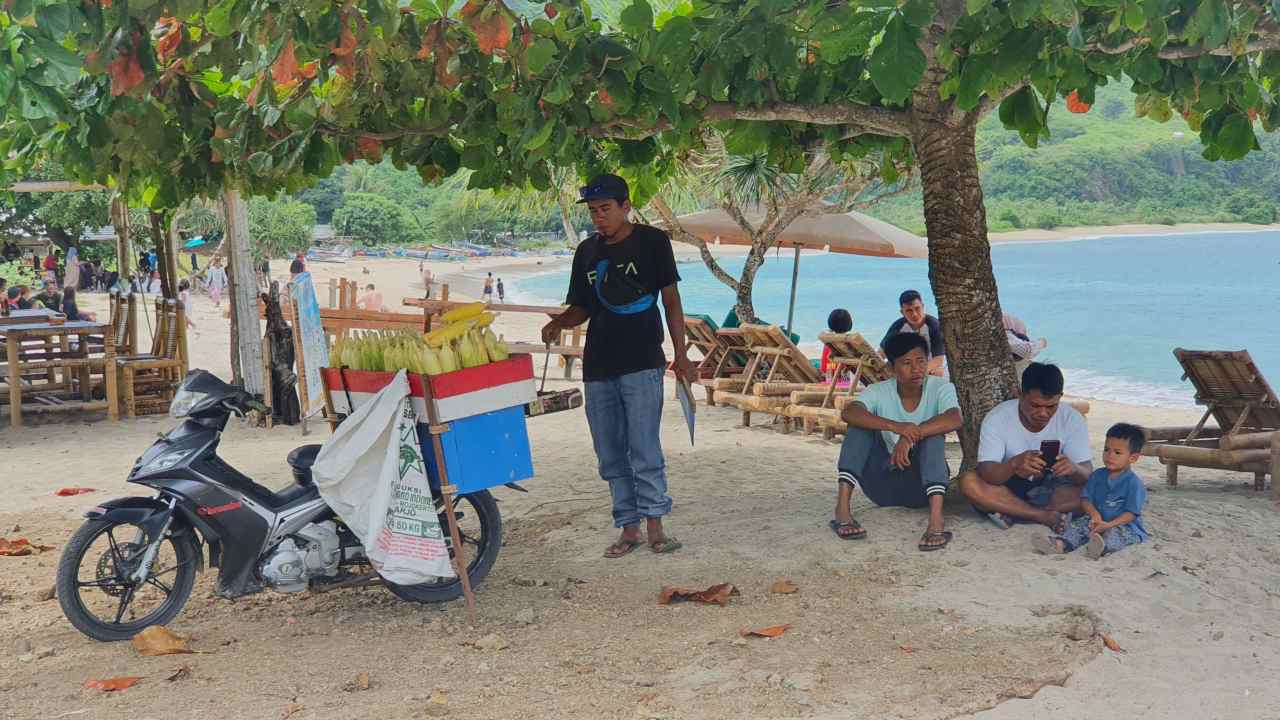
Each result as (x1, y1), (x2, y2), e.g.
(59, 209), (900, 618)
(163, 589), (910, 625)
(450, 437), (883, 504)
(880, 289), (947, 377)
(289, 251), (306, 278)
(958, 363), (1092, 531)
(482, 272), (495, 302)
(541, 173), (692, 558)
(832, 333), (962, 550)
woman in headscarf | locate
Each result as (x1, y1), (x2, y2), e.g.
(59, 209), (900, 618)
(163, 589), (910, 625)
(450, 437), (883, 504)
(1003, 313), (1048, 378)
(63, 246), (80, 290)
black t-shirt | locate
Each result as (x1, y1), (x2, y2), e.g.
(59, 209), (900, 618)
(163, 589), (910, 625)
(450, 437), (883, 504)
(880, 315), (946, 358)
(290, 258), (305, 274)
(566, 224), (680, 381)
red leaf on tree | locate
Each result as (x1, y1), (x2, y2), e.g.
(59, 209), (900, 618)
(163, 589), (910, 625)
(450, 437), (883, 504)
(336, 56), (357, 80)
(544, 3), (557, 19)
(597, 89), (614, 108)
(739, 624), (791, 638)
(420, 22), (459, 88)
(84, 676), (142, 692)
(0, 538), (55, 556)
(1066, 90), (1092, 114)
(153, 17), (183, 62)
(332, 25), (357, 58)
(272, 39), (300, 86)
(108, 47), (145, 97)
(461, 0), (511, 56)
(356, 136), (382, 162)
(657, 583), (737, 607)
(299, 61), (318, 79)
(246, 76), (263, 108)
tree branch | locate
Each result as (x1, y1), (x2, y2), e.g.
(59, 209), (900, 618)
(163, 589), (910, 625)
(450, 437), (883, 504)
(598, 101), (912, 140)
(971, 80), (1030, 122)
(1084, 33), (1280, 59)
(649, 194), (740, 293)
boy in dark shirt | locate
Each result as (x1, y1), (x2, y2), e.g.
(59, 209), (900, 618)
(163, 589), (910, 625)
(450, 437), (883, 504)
(542, 174), (692, 558)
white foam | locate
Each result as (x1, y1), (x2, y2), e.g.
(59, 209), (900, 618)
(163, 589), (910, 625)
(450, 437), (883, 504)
(1061, 367), (1196, 409)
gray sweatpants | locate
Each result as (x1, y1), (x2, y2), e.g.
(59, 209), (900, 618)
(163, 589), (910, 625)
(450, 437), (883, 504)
(837, 428), (950, 509)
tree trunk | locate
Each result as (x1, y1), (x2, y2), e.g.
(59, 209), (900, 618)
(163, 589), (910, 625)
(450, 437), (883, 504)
(910, 95), (1017, 469)
(148, 211), (178, 299)
(110, 197), (134, 280)
(734, 243), (767, 324)
(221, 188), (265, 395)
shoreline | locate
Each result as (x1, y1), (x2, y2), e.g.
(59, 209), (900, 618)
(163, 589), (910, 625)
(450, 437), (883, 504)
(987, 220), (1280, 243)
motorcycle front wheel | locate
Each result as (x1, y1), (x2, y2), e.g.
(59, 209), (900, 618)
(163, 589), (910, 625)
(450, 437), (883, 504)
(55, 518), (199, 642)
(382, 489), (502, 604)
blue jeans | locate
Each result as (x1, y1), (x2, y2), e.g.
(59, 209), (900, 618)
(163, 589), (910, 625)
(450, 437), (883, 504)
(584, 368), (672, 528)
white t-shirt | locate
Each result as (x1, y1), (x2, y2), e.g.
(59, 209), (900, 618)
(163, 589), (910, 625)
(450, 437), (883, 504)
(977, 398), (1090, 468)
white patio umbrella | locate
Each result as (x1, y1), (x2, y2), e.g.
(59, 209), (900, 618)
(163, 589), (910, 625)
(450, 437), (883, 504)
(671, 207), (927, 335)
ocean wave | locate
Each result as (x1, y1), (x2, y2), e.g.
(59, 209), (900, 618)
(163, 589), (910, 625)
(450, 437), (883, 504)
(1060, 368), (1195, 409)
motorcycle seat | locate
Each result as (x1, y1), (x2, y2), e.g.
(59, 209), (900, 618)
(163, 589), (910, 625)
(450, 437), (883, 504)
(286, 444), (322, 487)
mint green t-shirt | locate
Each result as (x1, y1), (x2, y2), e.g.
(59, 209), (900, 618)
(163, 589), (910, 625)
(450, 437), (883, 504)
(857, 376), (960, 449)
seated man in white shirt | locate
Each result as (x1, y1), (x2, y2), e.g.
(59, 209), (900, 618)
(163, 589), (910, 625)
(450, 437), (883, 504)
(831, 333), (963, 551)
(958, 363), (1092, 532)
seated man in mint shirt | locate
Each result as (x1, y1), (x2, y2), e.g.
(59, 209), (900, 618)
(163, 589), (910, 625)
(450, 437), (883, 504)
(832, 333), (962, 551)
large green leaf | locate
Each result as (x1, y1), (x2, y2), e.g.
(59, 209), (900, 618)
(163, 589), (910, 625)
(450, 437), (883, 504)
(526, 38), (557, 74)
(0, 65), (14, 105)
(620, 0), (654, 34)
(1215, 112), (1258, 160)
(868, 15), (925, 105)
(1184, 0), (1229, 48)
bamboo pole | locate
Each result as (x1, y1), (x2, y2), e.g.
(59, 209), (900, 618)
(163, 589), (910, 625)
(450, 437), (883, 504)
(1151, 444), (1273, 467)
(750, 381), (823, 397)
(1144, 425), (1225, 442)
(1218, 430), (1279, 451)
(1271, 432), (1279, 502)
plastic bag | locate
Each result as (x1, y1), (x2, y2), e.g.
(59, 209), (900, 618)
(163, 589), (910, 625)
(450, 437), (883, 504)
(310, 370), (454, 583)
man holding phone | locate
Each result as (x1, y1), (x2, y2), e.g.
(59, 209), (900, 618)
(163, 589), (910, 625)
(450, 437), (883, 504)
(958, 363), (1092, 531)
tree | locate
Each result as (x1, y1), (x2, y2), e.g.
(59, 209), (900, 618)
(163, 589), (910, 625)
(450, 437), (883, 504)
(1, 167), (110, 249)
(249, 198), (317, 259)
(332, 193), (427, 246)
(649, 133), (911, 324)
(5, 0), (1278, 464)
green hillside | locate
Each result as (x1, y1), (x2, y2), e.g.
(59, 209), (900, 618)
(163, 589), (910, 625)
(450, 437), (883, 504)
(866, 81), (1280, 234)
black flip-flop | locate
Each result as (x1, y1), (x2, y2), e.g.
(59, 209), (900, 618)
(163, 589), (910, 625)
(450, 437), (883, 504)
(829, 519), (867, 540)
(918, 530), (953, 552)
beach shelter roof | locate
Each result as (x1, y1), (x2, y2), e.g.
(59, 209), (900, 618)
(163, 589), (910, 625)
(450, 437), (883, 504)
(672, 207), (927, 259)
(669, 207), (927, 335)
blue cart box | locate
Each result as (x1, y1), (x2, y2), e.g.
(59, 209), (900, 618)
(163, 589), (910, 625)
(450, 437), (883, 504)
(418, 405), (533, 495)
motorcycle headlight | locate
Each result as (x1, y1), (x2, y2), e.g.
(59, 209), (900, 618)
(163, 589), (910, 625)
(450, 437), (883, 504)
(144, 448), (194, 473)
(169, 387), (209, 419)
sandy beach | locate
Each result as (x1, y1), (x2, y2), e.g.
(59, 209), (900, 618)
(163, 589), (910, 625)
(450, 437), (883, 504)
(2, 231), (1278, 719)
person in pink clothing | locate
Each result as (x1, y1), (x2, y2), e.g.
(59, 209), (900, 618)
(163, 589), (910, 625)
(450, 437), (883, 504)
(205, 257), (228, 307)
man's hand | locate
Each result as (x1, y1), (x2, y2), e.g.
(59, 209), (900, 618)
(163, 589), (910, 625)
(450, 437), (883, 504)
(1010, 450), (1046, 479)
(891, 437), (913, 470)
(670, 352), (695, 384)
(895, 421), (924, 445)
(1050, 455), (1078, 480)
(540, 317), (562, 345)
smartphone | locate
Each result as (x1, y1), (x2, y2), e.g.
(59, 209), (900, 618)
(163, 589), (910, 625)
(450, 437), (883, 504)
(1040, 440), (1061, 473)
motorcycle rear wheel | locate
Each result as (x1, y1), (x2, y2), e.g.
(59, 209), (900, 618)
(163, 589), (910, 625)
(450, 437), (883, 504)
(56, 518), (199, 642)
(382, 490), (501, 604)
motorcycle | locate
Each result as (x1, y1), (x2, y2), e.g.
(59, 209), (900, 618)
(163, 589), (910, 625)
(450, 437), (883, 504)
(56, 370), (504, 642)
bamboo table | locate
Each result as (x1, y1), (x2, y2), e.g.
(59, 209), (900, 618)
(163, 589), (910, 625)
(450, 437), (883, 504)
(1, 320), (118, 427)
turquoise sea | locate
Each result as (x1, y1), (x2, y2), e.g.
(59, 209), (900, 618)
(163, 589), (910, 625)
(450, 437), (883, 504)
(512, 230), (1280, 408)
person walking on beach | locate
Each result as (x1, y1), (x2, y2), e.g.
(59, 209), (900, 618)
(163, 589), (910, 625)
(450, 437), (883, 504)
(482, 272), (494, 302)
(541, 173), (693, 558)
(497, 278), (505, 303)
(880, 290), (946, 377)
(958, 363), (1091, 532)
(832, 333), (962, 550)
(205, 257), (228, 308)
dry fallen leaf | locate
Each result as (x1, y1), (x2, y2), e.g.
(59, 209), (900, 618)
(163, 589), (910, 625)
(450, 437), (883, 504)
(0, 538), (55, 556)
(55, 487), (96, 496)
(280, 703), (304, 719)
(429, 688), (448, 705)
(1101, 633), (1126, 653)
(739, 624), (791, 638)
(165, 665), (192, 682)
(83, 676), (142, 692)
(132, 626), (193, 656)
(343, 671), (371, 692)
(898, 644), (917, 654)
(657, 583), (737, 607)
(769, 579), (799, 595)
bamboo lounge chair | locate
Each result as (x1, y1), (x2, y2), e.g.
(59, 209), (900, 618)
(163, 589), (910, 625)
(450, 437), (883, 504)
(685, 314), (748, 382)
(715, 324), (824, 428)
(1143, 349), (1280, 496)
(782, 332), (894, 438)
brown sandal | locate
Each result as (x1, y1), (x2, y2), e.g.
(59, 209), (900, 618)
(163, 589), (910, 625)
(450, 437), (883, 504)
(603, 539), (642, 559)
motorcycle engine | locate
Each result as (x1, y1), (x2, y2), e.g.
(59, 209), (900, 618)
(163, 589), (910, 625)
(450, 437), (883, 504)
(259, 521), (341, 593)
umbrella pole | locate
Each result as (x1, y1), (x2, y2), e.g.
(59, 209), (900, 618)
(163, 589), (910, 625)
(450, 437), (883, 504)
(784, 246), (801, 338)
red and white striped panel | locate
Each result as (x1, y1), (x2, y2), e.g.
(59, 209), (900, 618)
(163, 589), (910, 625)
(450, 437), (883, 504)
(322, 355), (536, 423)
